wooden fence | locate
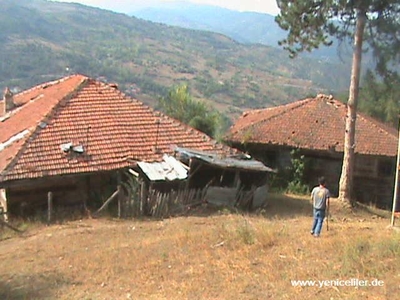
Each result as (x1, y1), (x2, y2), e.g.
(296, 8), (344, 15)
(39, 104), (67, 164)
(107, 171), (266, 219)
(147, 188), (207, 218)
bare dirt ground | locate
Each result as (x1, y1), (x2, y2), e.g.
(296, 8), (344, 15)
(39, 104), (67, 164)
(0, 194), (399, 300)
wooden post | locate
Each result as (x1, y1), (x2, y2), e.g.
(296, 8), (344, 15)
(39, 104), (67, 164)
(233, 170), (240, 188)
(185, 158), (193, 190)
(83, 176), (91, 218)
(219, 169), (225, 184)
(117, 172), (122, 218)
(391, 120), (400, 226)
(126, 183), (132, 219)
(94, 189), (119, 215)
(233, 170), (241, 207)
(117, 185), (122, 218)
(140, 179), (148, 215)
(47, 191), (53, 225)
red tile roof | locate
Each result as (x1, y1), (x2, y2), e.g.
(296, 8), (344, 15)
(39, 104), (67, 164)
(0, 75), (87, 173)
(0, 75), (234, 182)
(227, 94), (398, 157)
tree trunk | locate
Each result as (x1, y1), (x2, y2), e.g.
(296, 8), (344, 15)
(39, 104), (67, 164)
(338, 10), (367, 204)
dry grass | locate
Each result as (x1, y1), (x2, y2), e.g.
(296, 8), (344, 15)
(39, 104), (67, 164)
(0, 193), (399, 300)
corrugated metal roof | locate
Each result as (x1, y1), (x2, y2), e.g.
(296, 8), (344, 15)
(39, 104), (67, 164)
(137, 154), (188, 181)
(175, 147), (275, 173)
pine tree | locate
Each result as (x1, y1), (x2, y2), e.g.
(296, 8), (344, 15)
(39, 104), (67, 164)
(358, 71), (400, 127)
(158, 84), (221, 137)
(275, 0), (400, 204)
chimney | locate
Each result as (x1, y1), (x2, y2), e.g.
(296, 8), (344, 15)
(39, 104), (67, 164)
(4, 87), (14, 111)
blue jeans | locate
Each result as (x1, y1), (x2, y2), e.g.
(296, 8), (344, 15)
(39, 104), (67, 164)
(311, 208), (326, 235)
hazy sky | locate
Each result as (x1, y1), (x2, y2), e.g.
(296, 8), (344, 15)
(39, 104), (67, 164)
(55, 0), (280, 15)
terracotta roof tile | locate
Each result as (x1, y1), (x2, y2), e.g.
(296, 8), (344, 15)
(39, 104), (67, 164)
(228, 94), (398, 157)
(1, 76), (234, 182)
(0, 75), (87, 176)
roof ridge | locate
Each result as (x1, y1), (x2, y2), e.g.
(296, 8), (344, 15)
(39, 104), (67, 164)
(242, 97), (312, 116)
(236, 98), (314, 134)
(0, 78), (89, 180)
(316, 93), (398, 138)
(14, 74), (87, 98)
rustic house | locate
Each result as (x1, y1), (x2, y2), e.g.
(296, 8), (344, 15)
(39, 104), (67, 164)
(226, 94), (399, 208)
(0, 74), (242, 219)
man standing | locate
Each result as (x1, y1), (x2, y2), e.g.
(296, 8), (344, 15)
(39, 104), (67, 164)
(310, 177), (330, 237)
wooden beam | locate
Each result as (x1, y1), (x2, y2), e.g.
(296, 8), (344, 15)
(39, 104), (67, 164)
(118, 185), (122, 219)
(117, 171), (122, 218)
(47, 191), (53, 225)
(1, 170), (116, 189)
(84, 176), (91, 218)
(233, 170), (240, 189)
(140, 179), (148, 215)
(94, 189), (119, 215)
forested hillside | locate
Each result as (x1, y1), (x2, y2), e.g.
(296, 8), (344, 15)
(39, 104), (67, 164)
(131, 3), (364, 63)
(1, 0), (353, 117)
(132, 3), (286, 47)
(131, 2), (399, 126)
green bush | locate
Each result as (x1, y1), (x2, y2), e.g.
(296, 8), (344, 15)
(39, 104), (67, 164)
(287, 181), (309, 195)
(286, 149), (310, 195)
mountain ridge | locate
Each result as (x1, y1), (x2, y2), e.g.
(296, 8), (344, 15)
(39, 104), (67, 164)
(1, 0), (352, 118)
(131, 3), (353, 61)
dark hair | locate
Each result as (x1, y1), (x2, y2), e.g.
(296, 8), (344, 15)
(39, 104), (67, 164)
(318, 176), (326, 186)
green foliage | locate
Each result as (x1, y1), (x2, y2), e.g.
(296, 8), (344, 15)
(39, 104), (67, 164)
(194, 72), (232, 99)
(267, 149), (310, 194)
(275, 0), (400, 75)
(337, 71), (400, 127)
(159, 84), (222, 137)
(358, 71), (400, 127)
(159, 84), (193, 123)
(276, 0), (399, 203)
(276, 0), (335, 57)
(267, 173), (289, 193)
(286, 181), (309, 195)
(0, 0), (367, 117)
(286, 149), (310, 195)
